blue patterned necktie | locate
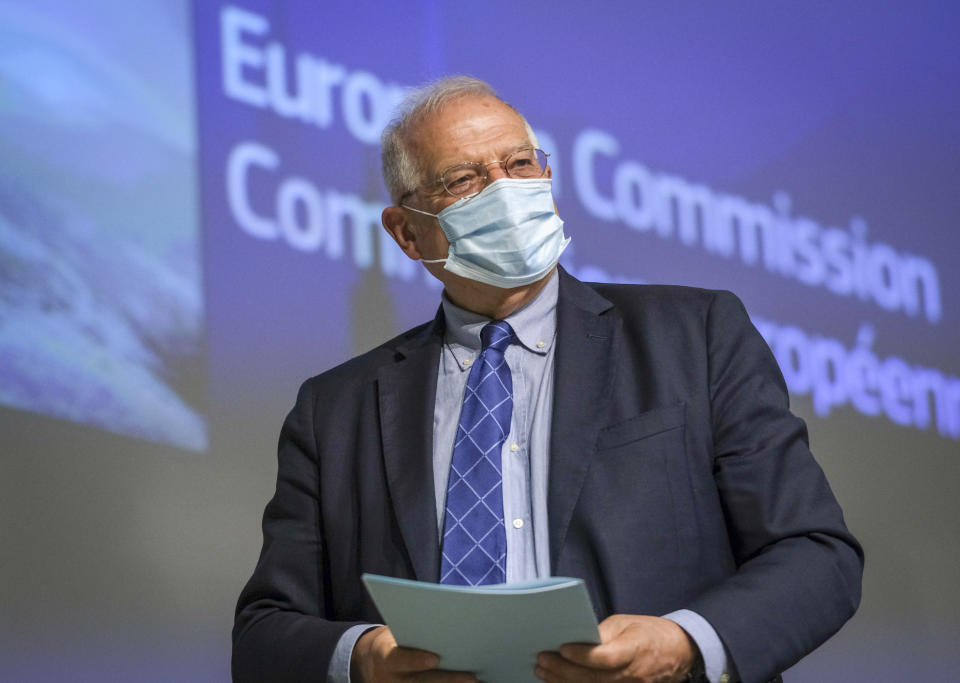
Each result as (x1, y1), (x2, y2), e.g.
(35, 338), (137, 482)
(440, 320), (515, 585)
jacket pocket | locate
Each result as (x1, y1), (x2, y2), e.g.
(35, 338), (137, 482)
(596, 402), (686, 450)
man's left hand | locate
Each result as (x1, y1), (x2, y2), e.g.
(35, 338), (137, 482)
(535, 614), (699, 683)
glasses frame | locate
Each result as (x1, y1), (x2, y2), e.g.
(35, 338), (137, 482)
(400, 147), (550, 204)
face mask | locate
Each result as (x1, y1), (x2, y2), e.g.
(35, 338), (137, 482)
(403, 177), (571, 288)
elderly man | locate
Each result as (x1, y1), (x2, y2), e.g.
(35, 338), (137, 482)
(232, 77), (862, 683)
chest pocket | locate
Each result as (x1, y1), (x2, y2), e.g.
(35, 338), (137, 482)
(596, 402), (686, 450)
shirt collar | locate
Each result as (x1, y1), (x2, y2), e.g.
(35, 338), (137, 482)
(441, 270), (559, 357)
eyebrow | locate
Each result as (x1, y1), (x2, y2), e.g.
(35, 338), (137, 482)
(434, 143), (535, 174)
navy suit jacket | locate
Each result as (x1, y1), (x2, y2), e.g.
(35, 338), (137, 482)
(232, 269), (863, 683)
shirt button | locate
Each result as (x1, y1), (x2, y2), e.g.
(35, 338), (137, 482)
(510, 442), (520, 452)
(536, 340), (546, 349)
(462, 358), (473, 367)
(512, 518), (524, 529)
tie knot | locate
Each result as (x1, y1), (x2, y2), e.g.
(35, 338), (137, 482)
(481, 320), (514, 352)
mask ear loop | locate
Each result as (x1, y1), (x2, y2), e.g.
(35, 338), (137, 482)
(401, 205), (450, 263)
(401, 204), (437, 218)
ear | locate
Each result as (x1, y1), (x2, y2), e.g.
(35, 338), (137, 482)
(382, 206), (425, 260)
(545, 166), (560, 216)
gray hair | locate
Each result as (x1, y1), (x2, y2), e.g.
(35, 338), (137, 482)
(380, 76), (538, 204)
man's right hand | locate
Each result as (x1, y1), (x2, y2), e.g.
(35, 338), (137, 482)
(350, 625), (478, 682)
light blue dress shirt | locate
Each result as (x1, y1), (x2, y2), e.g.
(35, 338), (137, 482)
(328, 271), (735, 682)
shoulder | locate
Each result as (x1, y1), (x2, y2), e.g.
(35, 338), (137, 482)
(588, 280), (734, 306)
(299, 318), (437, 397)
(577, 278), (747, 326)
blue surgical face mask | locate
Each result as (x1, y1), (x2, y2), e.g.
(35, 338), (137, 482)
(403, 177), (571, 288)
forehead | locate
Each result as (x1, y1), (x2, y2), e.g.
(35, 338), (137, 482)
(409, 95), (530, 173)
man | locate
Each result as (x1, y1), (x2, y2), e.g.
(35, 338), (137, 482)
(233, 77), (863, 683)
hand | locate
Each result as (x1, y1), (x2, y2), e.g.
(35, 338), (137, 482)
(535, 614), (700, 683)
(350, 625), (478, 683)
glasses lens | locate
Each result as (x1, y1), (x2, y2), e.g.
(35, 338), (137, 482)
(505, 148), (548, 178)
(440, 150), (549, 196)
(442, 163), (485, 197)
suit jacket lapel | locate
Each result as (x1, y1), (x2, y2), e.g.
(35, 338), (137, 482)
(378, 313), (444, 582)
(549, 269), (618, 569)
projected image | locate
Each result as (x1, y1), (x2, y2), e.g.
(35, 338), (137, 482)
(0, 2), (206, 451)
(197, 1), (958, 445)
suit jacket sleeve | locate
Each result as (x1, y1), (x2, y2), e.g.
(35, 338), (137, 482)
(685, 290), (864, 682)
(232, 379), (366, 682)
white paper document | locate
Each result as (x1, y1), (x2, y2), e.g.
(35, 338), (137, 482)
(361, 574), (601, 682)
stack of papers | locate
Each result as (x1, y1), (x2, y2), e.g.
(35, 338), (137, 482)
(362, 574), (601, 682)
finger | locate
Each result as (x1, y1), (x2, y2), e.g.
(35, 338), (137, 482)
(556, 614), (637, 671)
(558, 641), (631, 670)
(597, 614), (631, 643)
(401, 670), (478, 682)
(537, 650), (619, 682)
(381, 644), (441, 673)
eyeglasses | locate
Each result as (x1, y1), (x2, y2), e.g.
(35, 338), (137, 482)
(402, 147), (550, 202)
